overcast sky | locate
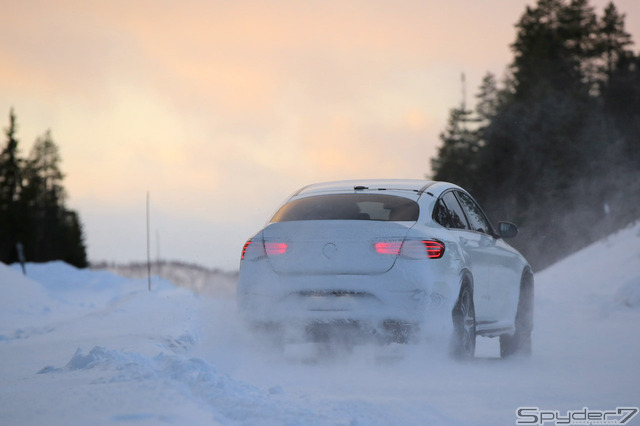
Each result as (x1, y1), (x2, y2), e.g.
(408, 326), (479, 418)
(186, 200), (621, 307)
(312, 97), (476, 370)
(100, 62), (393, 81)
(2, 0), (639, 271)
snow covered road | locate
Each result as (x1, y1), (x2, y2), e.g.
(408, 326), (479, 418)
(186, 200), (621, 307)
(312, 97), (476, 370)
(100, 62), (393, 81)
(1, 222), (639, 425)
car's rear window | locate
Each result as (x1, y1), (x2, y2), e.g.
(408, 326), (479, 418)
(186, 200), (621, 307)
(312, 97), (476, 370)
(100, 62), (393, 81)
(271, 194), (420, 222)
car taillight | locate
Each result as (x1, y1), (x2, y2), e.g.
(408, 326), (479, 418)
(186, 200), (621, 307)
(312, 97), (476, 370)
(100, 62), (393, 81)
(241, 239), (266, 260)
(241, 240), (262, 260)
(374, 239), (445, 259)
(241, 240), (288, 260)
(265, 242), (288, 256)
(241, 240), (252, 260)
(421, 240), (445, 259)
(374, 242), (403, 255)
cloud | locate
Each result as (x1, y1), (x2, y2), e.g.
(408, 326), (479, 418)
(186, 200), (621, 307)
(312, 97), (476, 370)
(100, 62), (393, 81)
(2, 0), (639, 268)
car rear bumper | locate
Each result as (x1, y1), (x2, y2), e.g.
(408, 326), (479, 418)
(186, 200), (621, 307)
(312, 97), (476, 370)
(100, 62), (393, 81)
(237, 258), (459, 341)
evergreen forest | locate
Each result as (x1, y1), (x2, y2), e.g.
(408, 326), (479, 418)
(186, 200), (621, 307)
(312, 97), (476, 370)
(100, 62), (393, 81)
(431, 0), (640, 270)
(0, 108), (87, 268)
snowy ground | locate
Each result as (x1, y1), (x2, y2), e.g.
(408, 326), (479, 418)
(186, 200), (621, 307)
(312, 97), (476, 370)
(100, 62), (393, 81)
(1, 222), (639, 425)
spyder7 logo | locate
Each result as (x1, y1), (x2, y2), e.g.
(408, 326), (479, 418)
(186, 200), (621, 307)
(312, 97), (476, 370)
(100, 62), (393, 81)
(516, 406), (639, 425)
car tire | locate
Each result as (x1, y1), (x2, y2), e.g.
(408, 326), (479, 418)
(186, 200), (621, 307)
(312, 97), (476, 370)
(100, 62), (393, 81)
(450, 280), (476, 360)
(500, 269), (534, 358)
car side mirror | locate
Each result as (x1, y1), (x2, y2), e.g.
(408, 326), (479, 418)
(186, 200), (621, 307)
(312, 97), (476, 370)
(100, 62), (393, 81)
(498, 221), (518, 239)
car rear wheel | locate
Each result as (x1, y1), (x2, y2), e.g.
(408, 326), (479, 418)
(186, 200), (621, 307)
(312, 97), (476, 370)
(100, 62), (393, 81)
(500, 269), (534, 358)
(450, 281), (476, 360)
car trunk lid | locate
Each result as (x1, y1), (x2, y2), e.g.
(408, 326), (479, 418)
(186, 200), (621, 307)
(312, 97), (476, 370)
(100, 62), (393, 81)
(262, 220), (414, 275)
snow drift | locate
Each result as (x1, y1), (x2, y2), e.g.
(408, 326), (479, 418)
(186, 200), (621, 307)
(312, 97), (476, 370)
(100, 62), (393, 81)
(1, 222), (639, 425)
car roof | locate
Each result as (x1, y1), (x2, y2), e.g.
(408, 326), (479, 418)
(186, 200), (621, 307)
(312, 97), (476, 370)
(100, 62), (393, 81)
(292, 179), (457, 198)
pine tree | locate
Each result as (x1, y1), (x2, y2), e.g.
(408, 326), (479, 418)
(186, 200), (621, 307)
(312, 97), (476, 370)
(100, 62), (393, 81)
(21, 130), (87, 267)
(511, 0), (568, 97)
(59, 210), (88, 268)
(558, 0), (600, 87)
(22, 130), (64, 261)
(431, 105), (479, 191)
(599, 2), (633, 79)
(0, 108), (21, 207)
(0, 108), (24, 263)
(24, 130), (66, 206)
(599, 5), (639, 182)
(475, 72), (501, 123)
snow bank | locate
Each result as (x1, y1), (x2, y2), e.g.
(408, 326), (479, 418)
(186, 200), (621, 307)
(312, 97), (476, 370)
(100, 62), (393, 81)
(536, 220), (640, 314)
(1, 221), (639, 425)
(0, 262), (57, 332)
(616, 276), (640, 309)
(16, 260), (175, 298)
(95, 261), (238, 298)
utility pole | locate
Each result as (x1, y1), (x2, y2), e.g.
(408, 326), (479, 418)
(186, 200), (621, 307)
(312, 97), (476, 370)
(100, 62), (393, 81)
(461, 72), (467, 111)
(156, 230), (162, 277)
(146, 191), (151, 291)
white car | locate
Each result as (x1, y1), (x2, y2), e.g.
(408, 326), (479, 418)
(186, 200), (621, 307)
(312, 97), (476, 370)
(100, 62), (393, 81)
(237, 179), (533, 358)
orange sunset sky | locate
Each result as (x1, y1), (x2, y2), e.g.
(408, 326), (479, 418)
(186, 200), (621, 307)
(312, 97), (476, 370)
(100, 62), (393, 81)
(2, 0), (639, 269)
